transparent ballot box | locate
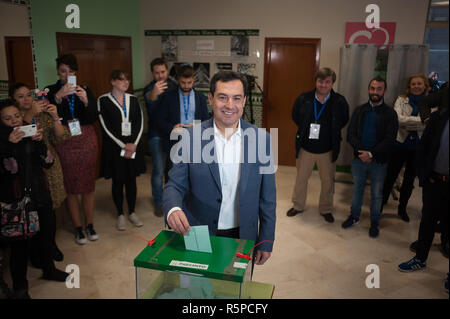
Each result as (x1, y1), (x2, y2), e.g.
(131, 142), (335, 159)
(134, 230), (257, 299)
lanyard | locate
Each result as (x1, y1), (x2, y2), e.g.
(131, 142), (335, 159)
(111, 92), (126, 118)
(313, 96), (329, 123)
(182, 94), (190, 121)
(68, 94), (75, 118)
(59, 81), (75, 118)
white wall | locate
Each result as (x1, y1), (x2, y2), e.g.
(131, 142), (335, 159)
(140, 0), (429, 87)
(0, 2), (30, 82)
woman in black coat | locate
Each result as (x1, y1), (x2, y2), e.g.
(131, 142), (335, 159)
(0, 100), (68, 298)
(98, 70), (146, 231)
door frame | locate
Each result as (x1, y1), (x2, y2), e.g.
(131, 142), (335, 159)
(262, 37), (321, 129)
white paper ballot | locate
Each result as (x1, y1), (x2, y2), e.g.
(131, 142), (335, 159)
(184, 225), (212, 253)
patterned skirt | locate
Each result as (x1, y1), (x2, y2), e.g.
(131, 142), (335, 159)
(55, 125), (98, 194)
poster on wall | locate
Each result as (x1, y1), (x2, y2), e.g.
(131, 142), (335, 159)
(237, 63), (256, 75)
(194, 63), (210, 89)
(231, 35), (249, 61)
(344, 22), (396, 49)
(215, 63), (232, 74)
(162, 36), (178, 62)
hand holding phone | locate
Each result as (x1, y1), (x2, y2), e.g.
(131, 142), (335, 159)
(16, 124), (37, 138)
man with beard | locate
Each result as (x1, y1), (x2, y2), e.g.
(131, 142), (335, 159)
(157, 64), (210, 178)
(162, 71), (276, 266)
(144, 58), (178, 217)
(343, 77), (398, 237)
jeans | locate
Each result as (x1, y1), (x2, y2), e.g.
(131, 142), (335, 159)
(148, 136), (166, 206)
(350, 158), (387, 224)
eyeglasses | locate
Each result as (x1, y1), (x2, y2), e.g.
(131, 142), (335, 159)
(216, 94), (244, 104)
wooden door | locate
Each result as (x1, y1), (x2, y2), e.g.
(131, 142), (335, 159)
(56, 32), (133, 177)
(263, 38), (320, 166)
(56, 32), (133, 97)
(5, 36), (35, 89)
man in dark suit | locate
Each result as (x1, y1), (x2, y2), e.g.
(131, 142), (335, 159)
(162, 71), (276, 265)
(157, 64), (210, 177)
(398, 107), (448, 274)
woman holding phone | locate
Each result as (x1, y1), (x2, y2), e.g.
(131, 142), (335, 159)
(46, 54), (99, 245)
(9, 82), (70, 264)
(98, 70), (146, 230)
(0, 100), (69, 298)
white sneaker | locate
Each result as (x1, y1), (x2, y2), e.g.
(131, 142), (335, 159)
(117, 215), (126, 231)
(75, 229), (87, 245)
(85, 225), (99, 241)
(128, 213), (143, 227)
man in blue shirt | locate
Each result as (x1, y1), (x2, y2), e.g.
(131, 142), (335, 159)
(157, 64), (210, 179)
(343, 77), (398, 238)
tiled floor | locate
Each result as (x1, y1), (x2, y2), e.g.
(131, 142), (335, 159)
(3, 162), (448, 299)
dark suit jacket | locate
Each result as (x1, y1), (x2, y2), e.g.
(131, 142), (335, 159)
(416, 108), (449, 186)
(157, 89), (210, 152)
(162, 118), (277, 252)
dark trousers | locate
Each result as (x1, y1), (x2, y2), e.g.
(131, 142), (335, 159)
(382, 147), (417, 209)
(112, 177), (137, 216)
(9, 239), (29, 292)
(33, 206), (58, 274)
(416, 176), (449, 262)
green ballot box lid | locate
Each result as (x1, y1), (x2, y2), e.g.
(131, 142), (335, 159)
(134, 230), (254, 283)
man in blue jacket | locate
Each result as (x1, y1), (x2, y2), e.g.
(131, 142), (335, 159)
(162, 71), (276, 265)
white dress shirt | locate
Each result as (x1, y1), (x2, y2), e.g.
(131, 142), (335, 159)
(214, 120), (242, 230)
(167, 120), (242, 230)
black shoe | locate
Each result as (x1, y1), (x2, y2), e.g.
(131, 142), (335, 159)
(154, 205), (164, 217)
(321, 213), (334, 223)
(398, 207), (410, 222)
(409, 240), (419, 253)
(43, 268), (69, 282)
(369, 223), (379, 238)
(342, 215), (359, 229)
(53, 244), (64, 262)
(286, 208), (303, 217)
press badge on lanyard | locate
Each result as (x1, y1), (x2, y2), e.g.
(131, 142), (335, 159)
(111, 92), (131, 136)
(309, 97), (328, 140)
(67, 94), (82, 136)
(68, 119), (82, 136)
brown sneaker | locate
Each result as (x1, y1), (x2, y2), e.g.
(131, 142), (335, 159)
(286, 208), (303, 217)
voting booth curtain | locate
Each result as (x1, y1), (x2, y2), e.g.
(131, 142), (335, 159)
(337, 44), (378, 166)
(337, 43), (429, 166)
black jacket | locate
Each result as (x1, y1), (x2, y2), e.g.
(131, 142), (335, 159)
(416, 108), (449, 186)
(0, 124), (53, 206)
(292, 89), (349, 162)
(418, 85), (448, 123)
(157, 89), (211, 152)
(347, 102), (398, 164)
(143, 77), (178, 138)
(46, 80), (98, 126)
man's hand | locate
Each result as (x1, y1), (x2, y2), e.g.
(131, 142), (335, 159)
(254, 250), (271, 265)
(167, 209), (191, 235)
(358, 150), (372, 163)
(149, 80), (168, 101)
